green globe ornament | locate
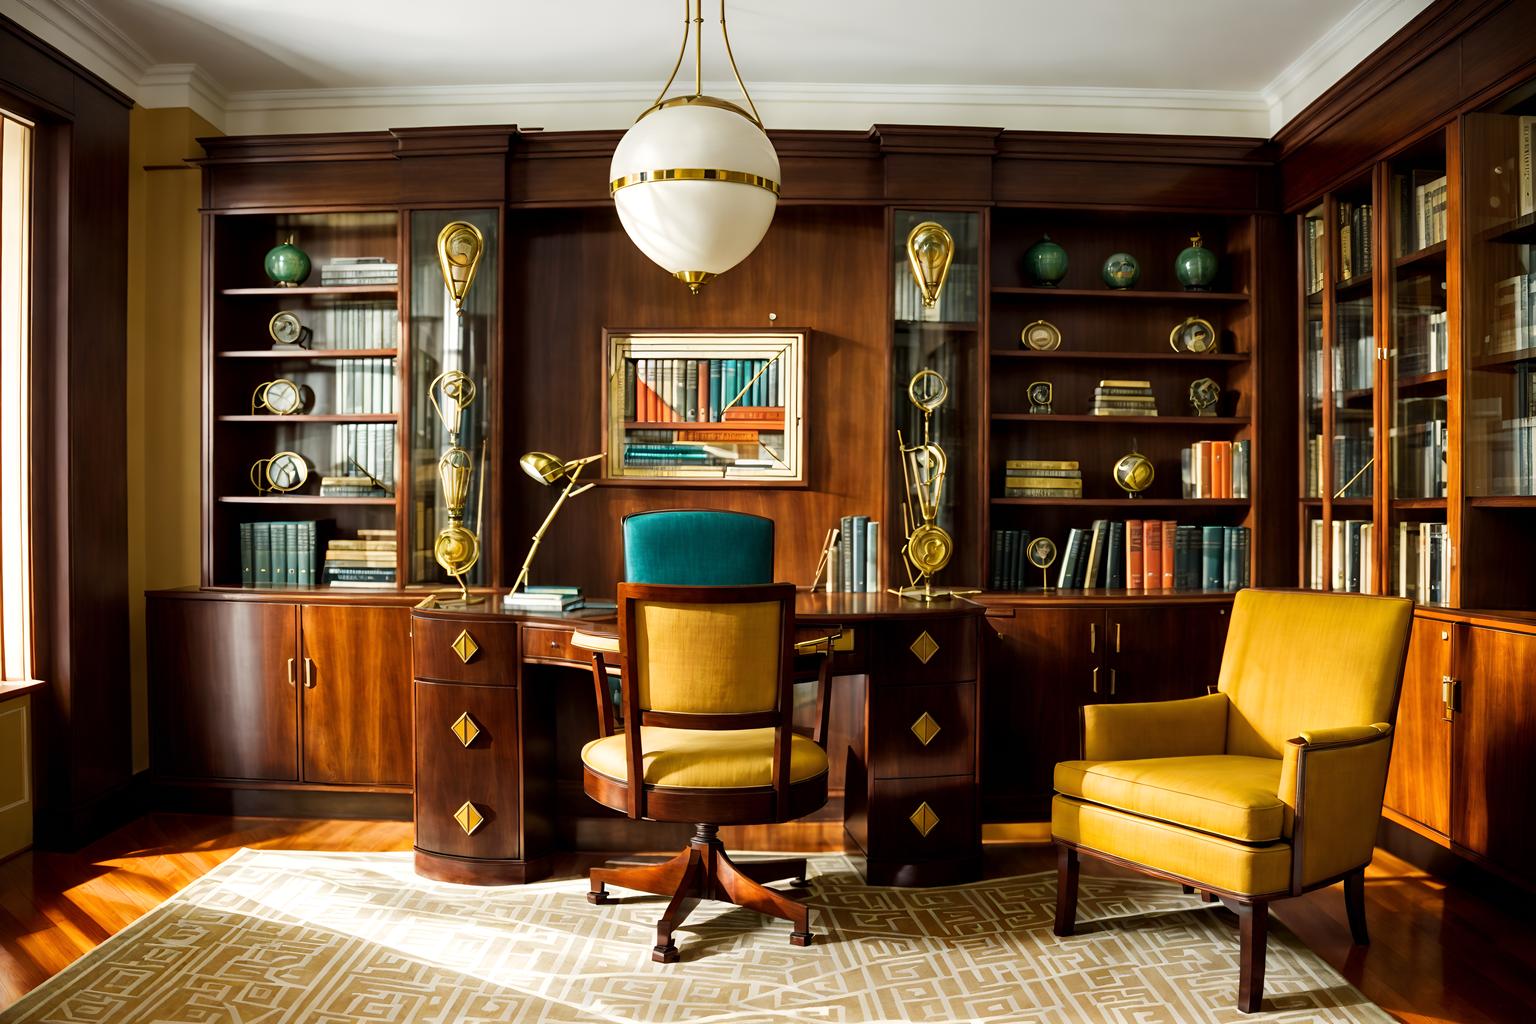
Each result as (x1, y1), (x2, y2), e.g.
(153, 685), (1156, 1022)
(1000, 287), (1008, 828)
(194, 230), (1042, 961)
(1024, 234), (1068, 287)
(1175, 232), (1219, 291)
(264, 235), (311, 288)
(1101, 252), (1140, 290)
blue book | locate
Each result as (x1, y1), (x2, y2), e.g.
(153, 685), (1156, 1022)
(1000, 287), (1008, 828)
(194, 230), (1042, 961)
(685, 359), (699, 421)
(752, 359), (766, 406)
(722, 360), (739, 415)
(240, 523), (254, 586)
(1223, 527), (1238, 591)
(708, 360), (722, 421)
(272, 522), (288, 588)
(671, 358), (686, 424)
(840, 515), (855, 593)
(284, 522), (299, 586)
(254, 523), (272, 586)
(851, 515), (869, 592)
(1105, 522), (1124, 589)
(1201, 526), (1225, 592)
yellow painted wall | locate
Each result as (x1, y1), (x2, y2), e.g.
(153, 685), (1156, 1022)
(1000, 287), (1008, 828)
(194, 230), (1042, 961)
(0, 695), (31, 857)
(127, 108), (220, 773)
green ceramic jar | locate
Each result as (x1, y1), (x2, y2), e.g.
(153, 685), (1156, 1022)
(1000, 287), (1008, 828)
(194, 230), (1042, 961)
(1101, 252), (1140, 289)
(264, 236), (311, 288)
(1024, 234), (1068, 287)
(1175, 232), (1219, 290)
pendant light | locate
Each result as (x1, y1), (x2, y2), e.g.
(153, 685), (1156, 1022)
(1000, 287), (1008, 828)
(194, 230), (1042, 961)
(610, 0), (780, 293)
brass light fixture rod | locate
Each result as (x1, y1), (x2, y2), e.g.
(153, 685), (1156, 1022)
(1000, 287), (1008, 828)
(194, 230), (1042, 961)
(641, 0), (762, 127)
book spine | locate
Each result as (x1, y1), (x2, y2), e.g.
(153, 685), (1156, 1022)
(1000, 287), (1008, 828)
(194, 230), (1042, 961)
(1201, 526), (1224, 591)
(1126, 520), (1144, 592)
(1106, 522), (1125, 589)
(1083, 520), (1104, 590)
(271, 522), (288, 589)
(708, 359), (721, 422)
(1142, 520), (1161, 591)
(1058, 529), (1081, 590)
(990, 529), (1004, 590)
(840, 515), (854, 593)
(1161, 520), (1177, 589)
(686, 359), (699, 421)
(240, 522), (254, 587)
(285, 522), (299, 586)
(1223, 527), (1237, 591)
(865, 520), (879, 594)
(851, 515), (868, 592)
(1013, 529), (1030, 591)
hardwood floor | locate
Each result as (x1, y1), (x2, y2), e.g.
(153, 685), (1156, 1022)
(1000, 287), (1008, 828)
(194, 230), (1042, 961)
(1, 813), (1533, 1021)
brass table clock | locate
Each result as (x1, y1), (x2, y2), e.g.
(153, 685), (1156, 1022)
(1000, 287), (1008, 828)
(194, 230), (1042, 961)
(429, 369), (486, 604)
(891, 368), (978, 602)
(1027, 537), (1058, 593)
(250, 451), (308, 493)
(251, 377), (308, 415)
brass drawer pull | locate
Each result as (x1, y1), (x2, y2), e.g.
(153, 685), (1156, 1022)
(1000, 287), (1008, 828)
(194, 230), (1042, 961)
(910, 712), (941, 746)
(909, 630), (939, 664)
(303, 657), (315, 689)
(451, 629), (479, 663)
(454, 801), (486, 836)
(451, 711), (482, 747)
(909, 801), (940, 837)
(1092, 666), (1100, 694)
(1090, 623), (1096, 654)
(286, 657), (296, 687)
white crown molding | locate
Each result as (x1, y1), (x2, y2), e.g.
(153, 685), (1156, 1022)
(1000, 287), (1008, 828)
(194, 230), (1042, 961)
(1263, 0), (1434, 134)
(4, 0), (154, 98)
(138, 63), (228, 129)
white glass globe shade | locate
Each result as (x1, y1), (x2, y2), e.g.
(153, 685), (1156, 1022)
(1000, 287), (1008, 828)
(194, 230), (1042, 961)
(610, 102), (780, 289)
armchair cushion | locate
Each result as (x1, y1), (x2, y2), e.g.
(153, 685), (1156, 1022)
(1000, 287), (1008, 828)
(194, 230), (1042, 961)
(582, 727), (828, 790)
(1055, 754), (1285, 843)
(1082, 693), (1228, 761)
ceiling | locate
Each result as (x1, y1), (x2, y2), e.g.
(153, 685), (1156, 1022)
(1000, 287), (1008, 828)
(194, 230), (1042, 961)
(9, 0), (1435, 136)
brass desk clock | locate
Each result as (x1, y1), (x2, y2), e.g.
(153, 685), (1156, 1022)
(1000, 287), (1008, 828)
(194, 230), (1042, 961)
(891, 368), (978, 602)
(429, 369), (487, 604)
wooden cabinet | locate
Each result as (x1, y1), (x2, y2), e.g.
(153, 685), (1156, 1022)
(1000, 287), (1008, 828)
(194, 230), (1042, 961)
(148, 596), (298, 782)
(299, 605), (412, 787)
(1384, 618), (1454, 838)
(980, 599), (1232, 822)
(147, 593), (413, 793)
(1452, 626), (1536, 871)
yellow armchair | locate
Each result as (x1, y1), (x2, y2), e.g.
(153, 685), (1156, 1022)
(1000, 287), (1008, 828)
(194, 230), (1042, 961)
(1051, 589), (1412, 1013)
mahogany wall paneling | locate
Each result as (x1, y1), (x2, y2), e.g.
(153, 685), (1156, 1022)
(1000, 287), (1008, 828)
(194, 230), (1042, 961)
(1105, 603), (1230, 704)
(875, 125), (1000, 203)
(501, 205), (888, 593)
(1384, 616), (1455, 841)
(392, 127), (514, 206)
(2, 17), (134, 844)
(413, 678), (523, 860)
(298, 604), (412, 786)
(200, 141), (402, 211)
(979, 605), (1101, 821)
(147, 596), (299, 781)
(1451, 625), (1536, 875)
(1250, 214), (1299, 586)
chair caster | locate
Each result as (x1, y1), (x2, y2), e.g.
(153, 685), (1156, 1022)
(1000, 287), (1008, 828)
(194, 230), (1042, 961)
(653, 943), (680, 963)
(587, 890), (612, 905)
(790, 930), (814, 947)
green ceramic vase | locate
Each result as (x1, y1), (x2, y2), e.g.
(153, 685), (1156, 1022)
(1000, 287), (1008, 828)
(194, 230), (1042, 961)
(264, 236), (311, 288)
(1024, 234), (1068, 287)
(1101, 252), (1140, 289)
(1175, 233), (1219, 290)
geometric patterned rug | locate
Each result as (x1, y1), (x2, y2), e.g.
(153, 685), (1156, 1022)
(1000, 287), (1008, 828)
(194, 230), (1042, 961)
(0, 848), (1391, 1023)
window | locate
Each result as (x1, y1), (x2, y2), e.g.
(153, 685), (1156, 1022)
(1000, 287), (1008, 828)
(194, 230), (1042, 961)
(0, 110), (33, 683)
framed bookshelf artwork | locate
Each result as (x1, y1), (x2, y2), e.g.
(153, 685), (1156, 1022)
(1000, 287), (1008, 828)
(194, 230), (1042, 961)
(601, 329), (809, 486)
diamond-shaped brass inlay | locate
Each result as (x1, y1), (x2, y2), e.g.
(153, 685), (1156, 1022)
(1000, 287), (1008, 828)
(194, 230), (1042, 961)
(453, 801), (485, 836)
(450, 711), (481, 748)
(909, 801), (940, 837)
(451, 629), (479, 664)
(909, 630), (939, 664)
(911, 711), (942, 746)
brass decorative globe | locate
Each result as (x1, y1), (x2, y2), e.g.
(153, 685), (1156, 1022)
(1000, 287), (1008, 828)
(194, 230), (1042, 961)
(1113, 452), (1155, 496)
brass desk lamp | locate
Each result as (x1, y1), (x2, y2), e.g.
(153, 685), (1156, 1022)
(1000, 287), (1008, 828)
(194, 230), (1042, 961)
(511, 450), (603, 595)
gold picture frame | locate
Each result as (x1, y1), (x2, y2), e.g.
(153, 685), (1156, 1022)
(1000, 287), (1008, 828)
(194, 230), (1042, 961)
(601, 329), (809, 486)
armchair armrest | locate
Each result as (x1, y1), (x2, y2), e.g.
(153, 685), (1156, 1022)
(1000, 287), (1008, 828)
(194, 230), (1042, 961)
(1081, 692), (1229, 761)
(571, 631), (619, 655)
(1280, 722), (1394, 890)
(570, 631), (622, 737)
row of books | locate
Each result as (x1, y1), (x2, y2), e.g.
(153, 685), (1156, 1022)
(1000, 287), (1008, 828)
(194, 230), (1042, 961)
(1394, 398), (1448, 498)
(1520, 115), (1536, 217)
(894, 260), (980, 323)
(1394, 171), (1448, 254)
(331, 356), (397, 417)
(1398, 521), (1451, 607)
(1309, 520), (1376, 594)
(322, 531), (397, 588)
(1090, 379), (1157, 417)
(503, 586), (614, 614)
(1335, 425), (1376, 497)
(285, 301), (398, 350)
(1397, 308), (1450, 376)
(1337, 201), (1374, 282)
(1056, 520), (1251, 592)
(1302, 215), (1327, 296)
(1305, 433), (1324, 498)
(825, 516), (881, 593)
(623, 357), (785, 424)
(329, 422), (396, 488)
(319, 256), (399, 286)
(620, 426), (784, 476)
(239, 520), (323, 587)
(1002, 459), (1082, 499)
(988, 529), (1034, 591)
(1181, 440), (1251, 499)
(1334, 323), (1375, 391)
(1491, 272), (1536, 355)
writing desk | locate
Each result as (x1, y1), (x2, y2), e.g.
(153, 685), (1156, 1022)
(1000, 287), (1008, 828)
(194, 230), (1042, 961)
(411, 591), (985, 887)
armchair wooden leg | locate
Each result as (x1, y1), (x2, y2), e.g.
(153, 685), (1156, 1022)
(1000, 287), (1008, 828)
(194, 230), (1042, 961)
(714, 847), (814, 946)
(589, 845), (695, 905)
(1233, 900), (1269, 1014)
(1345, 867), (1370, 945)
(1053, 844), (1079, 937)
(653, 848), (705, 964)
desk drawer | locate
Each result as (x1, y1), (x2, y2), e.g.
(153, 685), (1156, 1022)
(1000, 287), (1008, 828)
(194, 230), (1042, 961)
(868, 616), (977, 686)
(867, 774), (977, 858)
(523, 626), (579, 664)
(413, 617), (519, 684)
(868, 681), (975, 779)
(414, 679), (521, 859)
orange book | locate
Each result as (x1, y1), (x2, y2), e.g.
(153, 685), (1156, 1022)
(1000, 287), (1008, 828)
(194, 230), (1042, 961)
(1143, 520), (1162, 591)
(1126, 519), (1144, 592)
(1162, 520), (1177, 589)
(1197, 441), (1214, 498)
(1212, 441), (1232, 498)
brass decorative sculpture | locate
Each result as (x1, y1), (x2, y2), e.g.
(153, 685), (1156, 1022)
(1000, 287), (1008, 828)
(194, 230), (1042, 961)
(436, 221), (484, 318)
(1027, 536), (1058, 593)
(429, 369), (486, 603)
(906, 221), (955, 309)
(512, 451), (604, 594)
(891, 368), (978, 602)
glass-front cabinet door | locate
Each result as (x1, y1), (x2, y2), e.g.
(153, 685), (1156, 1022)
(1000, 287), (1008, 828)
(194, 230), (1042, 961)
(1301, 203), (1326, 587)
(407, 209), (498, 589)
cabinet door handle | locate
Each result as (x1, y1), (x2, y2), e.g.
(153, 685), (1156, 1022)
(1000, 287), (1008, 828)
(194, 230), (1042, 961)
(1114, 622), (1121, 653)
(286, 657), (296, 687)
(303, 657), (316, 689)
(1091, 666), (1100, 694)
(1110, 668), (1117, 696)
(1090, 623), (1096, 654)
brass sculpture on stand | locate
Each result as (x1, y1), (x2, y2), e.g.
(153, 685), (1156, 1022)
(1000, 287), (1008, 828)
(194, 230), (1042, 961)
(891, 368), (979, 602)
(906, 221), (954, 309)
(430, 369), (486, 604)
(511, 451), (604, 594)
(437, 221), (484, 318)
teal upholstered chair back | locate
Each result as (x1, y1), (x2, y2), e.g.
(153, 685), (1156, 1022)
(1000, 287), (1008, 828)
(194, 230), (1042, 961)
(622, 510), (774, 585)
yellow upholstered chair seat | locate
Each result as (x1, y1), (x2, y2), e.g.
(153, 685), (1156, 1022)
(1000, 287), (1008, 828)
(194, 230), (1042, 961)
(1054, 754), (1285, 843)
(582, 727), (829, 789)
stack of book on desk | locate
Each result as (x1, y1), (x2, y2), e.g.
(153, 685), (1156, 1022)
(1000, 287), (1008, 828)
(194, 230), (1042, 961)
(323, 530), (396, 588)
(503, 586), (617, 614)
